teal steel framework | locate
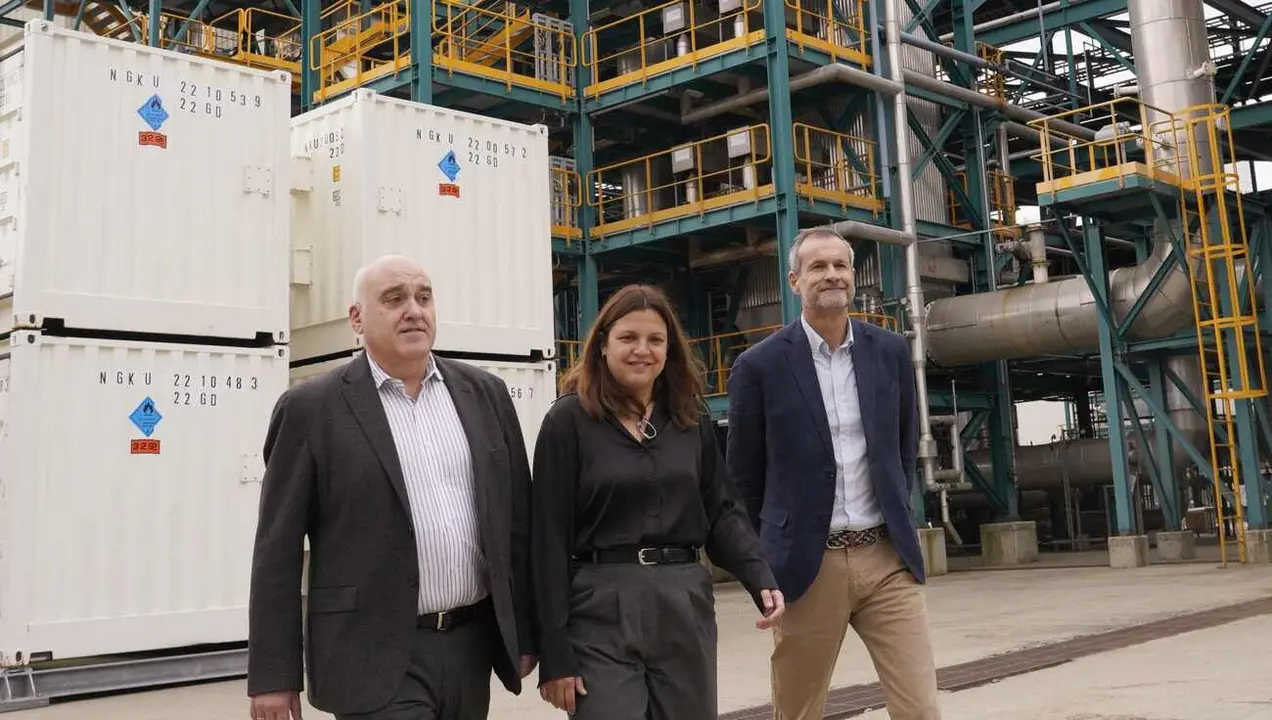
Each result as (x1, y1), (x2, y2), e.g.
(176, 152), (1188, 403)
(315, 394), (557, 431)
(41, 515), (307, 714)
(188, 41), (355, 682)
(8, 0), (1270, 550)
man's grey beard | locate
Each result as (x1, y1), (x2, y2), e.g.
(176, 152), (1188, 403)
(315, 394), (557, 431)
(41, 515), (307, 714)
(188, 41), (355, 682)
(812, 286), (855, 310)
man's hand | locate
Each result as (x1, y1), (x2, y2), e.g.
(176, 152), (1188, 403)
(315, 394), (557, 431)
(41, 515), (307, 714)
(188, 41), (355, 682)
(249, 690), (303, 720)
(519, 654), (538, 679)
(540, 676), (587, 714)
(756, 588), (786, 630)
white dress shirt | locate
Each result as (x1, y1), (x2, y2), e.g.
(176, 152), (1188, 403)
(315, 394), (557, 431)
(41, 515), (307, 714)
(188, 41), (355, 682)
(800, 316), (884, 532)
(366, 352), (489, 614)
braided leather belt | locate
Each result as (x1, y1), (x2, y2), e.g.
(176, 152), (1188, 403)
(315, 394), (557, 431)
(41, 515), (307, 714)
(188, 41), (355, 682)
(826, 525), (885, 550)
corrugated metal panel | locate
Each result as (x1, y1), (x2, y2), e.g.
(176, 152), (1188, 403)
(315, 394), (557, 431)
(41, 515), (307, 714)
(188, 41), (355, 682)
(896, 3), (948, 226)
(289, 351), (557, 459)
(289, 90), (554, 361)
(0, 332), (289, 661)
(741, 256), (780, 309)
(1, 23), (292, 340)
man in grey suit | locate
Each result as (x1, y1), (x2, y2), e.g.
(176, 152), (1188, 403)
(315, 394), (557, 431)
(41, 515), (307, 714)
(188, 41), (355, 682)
(247, 254), (537, 720)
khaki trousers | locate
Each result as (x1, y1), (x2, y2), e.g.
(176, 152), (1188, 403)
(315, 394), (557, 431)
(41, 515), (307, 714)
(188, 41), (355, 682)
(770, 537), (940, 720)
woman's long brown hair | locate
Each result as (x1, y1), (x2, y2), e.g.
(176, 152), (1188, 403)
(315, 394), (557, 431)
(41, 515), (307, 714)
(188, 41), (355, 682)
(561, 284), (705, 430)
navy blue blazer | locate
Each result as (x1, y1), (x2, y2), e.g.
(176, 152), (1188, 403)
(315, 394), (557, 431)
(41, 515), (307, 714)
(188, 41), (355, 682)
(725, 317), (924, 603)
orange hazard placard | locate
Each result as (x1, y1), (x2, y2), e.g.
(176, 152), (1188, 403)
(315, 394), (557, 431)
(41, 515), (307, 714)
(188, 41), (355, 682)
(130, 439), (161, 455)
(138, 131), (168, 149)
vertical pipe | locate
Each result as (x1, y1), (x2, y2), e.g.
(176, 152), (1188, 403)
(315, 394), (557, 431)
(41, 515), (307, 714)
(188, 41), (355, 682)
(885, 0), (938, 489)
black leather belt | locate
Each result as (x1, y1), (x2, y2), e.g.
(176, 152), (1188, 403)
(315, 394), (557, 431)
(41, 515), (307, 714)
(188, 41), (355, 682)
(826, 525), (886, 550)
(574, 545), (698, 566)
(418, 596), (490, 632)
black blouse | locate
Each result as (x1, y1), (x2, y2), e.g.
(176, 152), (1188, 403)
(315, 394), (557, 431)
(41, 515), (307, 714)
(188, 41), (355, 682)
(530, 392), (777, 683)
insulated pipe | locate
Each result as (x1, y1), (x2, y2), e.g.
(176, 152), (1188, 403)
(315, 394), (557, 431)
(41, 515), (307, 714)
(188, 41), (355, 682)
(886, 0), (939, 492)
(901, 69), (1095, 140)
(924, 0), (1215, 367)
(938, 1), (1065, 42)
(831, 220), (918, 246)
(900, 31), (993, 69)
(678, 63), (902, 125)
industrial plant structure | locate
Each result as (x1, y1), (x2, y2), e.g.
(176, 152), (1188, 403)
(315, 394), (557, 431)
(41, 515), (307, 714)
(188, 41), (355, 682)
(2, 0), (1272, 708)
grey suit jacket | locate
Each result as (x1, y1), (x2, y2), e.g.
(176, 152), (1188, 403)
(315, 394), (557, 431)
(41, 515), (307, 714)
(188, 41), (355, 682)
(246, 351), (535, 715)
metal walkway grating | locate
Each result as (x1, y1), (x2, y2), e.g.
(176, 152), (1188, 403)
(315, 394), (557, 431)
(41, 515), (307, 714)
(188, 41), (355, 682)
(720, 595), (1272, 720)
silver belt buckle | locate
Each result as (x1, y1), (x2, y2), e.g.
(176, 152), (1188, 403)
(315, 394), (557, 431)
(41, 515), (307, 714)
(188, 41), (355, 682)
(637, 547), (658, 566)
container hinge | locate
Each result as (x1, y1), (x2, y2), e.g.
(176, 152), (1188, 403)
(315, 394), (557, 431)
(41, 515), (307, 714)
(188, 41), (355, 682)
(244, 167), (274, 197)
(378, 187), (403, 214)
(241, 453), (263, 484)
(291, 247), (313, 286)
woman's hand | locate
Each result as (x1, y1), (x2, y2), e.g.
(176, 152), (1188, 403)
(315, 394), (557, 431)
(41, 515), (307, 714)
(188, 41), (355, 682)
(756, 588), (786, 630)
(540, 676), (588, 714)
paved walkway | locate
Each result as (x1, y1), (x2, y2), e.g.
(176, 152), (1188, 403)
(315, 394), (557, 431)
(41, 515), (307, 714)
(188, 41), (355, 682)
(16, 551), (1272, 719)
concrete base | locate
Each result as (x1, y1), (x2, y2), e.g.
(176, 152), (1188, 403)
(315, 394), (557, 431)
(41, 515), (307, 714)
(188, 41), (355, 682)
(1156, 530), (1197, 561)
(980, 521), (1039, 566)
(1109, 535), (1151, 568)
(1246, 529), (1271, 564)
(918, 527), (948, 577)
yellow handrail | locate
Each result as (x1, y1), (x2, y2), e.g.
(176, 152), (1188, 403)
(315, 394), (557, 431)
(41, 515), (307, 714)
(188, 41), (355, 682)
(128, 8), (300, 74)
(309, 1), (410, 97)
(432, 0), (576, 98)
(551, 166), (583, 239)
(950, 170), (1017, 232)
(1028, 97), (1188, 193)
(581, 0), (762, 93)
(792, 122), (881, 212)
(784, 0), (870, 67)
(587, 124), (772, 232)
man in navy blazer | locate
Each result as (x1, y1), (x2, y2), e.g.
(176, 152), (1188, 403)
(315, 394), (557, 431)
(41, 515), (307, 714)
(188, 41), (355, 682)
(726, 227), (940, 720)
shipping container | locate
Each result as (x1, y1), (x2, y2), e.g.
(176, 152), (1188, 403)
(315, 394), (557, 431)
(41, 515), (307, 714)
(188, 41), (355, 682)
(288, 89), (555, 362)
(290, 351), (557, 456)
(0, 21), (292, 341)
(0, 332), (289, 663)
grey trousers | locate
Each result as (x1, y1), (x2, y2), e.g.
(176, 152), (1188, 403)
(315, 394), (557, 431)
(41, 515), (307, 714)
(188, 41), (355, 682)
(335, 613), (494, 720)
(567, 561), (718, 720)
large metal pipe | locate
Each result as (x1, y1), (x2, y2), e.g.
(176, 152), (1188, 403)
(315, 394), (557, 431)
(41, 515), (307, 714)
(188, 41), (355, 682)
(901, 31), (993, 69)
(901, 69), (1095, 140)
(679, 63), (901, 125)
(925, 0), (1214, 367)
(938, 1), (1066, 42)
(832, 220), (918, 246)
(886, 0), (940, 491)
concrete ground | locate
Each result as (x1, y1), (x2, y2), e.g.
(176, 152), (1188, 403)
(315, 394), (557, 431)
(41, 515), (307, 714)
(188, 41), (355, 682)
(15, 549), (1272, 720)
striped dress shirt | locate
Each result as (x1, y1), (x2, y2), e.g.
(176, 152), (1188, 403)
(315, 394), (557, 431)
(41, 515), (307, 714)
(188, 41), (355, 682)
(366, 352), (489, 614)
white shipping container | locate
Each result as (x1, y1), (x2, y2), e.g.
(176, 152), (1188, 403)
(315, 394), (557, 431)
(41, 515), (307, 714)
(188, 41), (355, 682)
(288, 90), (555, 362)
(0, 332), (289, 663)
(0, 21), (292, 340)
(290, 351), (558, 456)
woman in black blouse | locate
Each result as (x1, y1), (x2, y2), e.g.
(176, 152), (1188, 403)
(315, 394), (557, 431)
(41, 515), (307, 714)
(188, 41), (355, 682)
(532, 283), (785, 719)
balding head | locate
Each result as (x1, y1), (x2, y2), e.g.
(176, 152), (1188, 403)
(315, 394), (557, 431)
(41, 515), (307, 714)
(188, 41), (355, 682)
(352, 254), (422, 307)
(348, 254), (436, 382)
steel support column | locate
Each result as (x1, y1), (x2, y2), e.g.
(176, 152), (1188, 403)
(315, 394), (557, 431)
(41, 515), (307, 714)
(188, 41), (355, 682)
(570, 0), (596, 331)
(1144, 358), (1182, 529)
(410, 0), (433, 102)
(300, 0), (320, 111)
(1085, 222), (1138, 535)
(764, 0), (800, 323)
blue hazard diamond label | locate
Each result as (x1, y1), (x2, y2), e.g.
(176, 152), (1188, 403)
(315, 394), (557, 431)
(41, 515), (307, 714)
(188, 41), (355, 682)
(438, 150), (461, 182)
(137, 94), (169, 132)
(129, 396), (163, 437)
